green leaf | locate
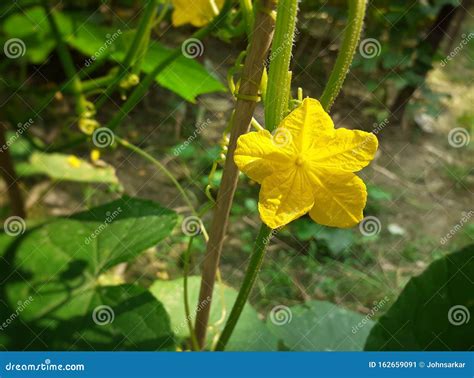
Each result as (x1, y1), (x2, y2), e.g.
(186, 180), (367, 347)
(293, 220), (354, 254)
(2, 7), (225, 101)
(16, 152), (119, 184)
(150, 276), (278, 351)
(112, 31), (226, 102)
(268, 300), (374, 351)
(365, 244), (474, 351)
(368, 184), (393, 202)
(4, 197), (177, 350)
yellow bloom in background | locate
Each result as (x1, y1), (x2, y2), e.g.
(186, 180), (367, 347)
(234, 98), (378, 229)
(90, 149), (100, 162)
(172, 0), (224, 27)
(67, 155), (82, 169)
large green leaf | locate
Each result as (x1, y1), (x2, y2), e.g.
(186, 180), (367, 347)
(365, 244), (474, 351)
(16, 152), (119, 184)
(3, 197), (177, 350)
(267, 300), (374, 351)
(2, 7), (225, 101)
(150, 276), (278, 351)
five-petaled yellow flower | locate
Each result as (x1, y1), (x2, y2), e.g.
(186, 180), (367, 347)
(172, 0), (224, 27)
(234, 98), (378, 229)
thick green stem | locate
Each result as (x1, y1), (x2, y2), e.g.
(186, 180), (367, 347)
(215, 224), (272, 350)
(264, 0), (299, 131)
(319, 0), (367, 112)
(194, 0), (276, 350)
(240, 0), (254, 36)
(95, 0), (159, 110)
(104, 0), (233, 131)
(215, 0), (300, 351)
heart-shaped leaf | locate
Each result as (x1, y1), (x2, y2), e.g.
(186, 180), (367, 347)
(365, 244), (474, 351)
(2, 197), (177, 350)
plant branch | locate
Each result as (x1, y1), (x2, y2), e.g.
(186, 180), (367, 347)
(114, 136), (208, 240)
(264, 0), (299, 131)
(319, 0), (367, 112)
(194, 0), (277, 350)
(214, 0), (300, 350)
(214, 224), (272, 350)
(42, 0), (87, 117)
(104, 0), (233, 132)
(94, 0), (159, 110)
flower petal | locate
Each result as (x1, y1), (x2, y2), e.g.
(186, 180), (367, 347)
(234, 130), (294, 184)
(308, 171), (367, 228)
(259, 168), (315, 229)
(278, 98), (335, 152)
(172, 0), (223, 27)
(308, 128), (378, 172)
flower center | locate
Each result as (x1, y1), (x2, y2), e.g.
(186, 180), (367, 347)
(295, 154), (306, 167)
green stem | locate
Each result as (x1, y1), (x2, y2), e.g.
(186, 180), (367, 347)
(239, 0), (254, 36)
(80, 73), (116, 94)
(264, 0), (299, 131)
(215, 224), (272, 350)
(183, 236), (199, 351)
(42, 0), (87, 116)
(52, 1), (231, 152)
(215, 0), (299, 351)
(104, 0), (233, 132)
(114, 136), (207, 239)
(319, 0), (367, 112)
(94, 0), (159, 110)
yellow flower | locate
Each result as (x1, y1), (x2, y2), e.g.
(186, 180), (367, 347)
(67, 155), (82, 169)
(171, 0), (224, 27)
(234, 98), (378, 229)
(90, 149), (100, 162)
